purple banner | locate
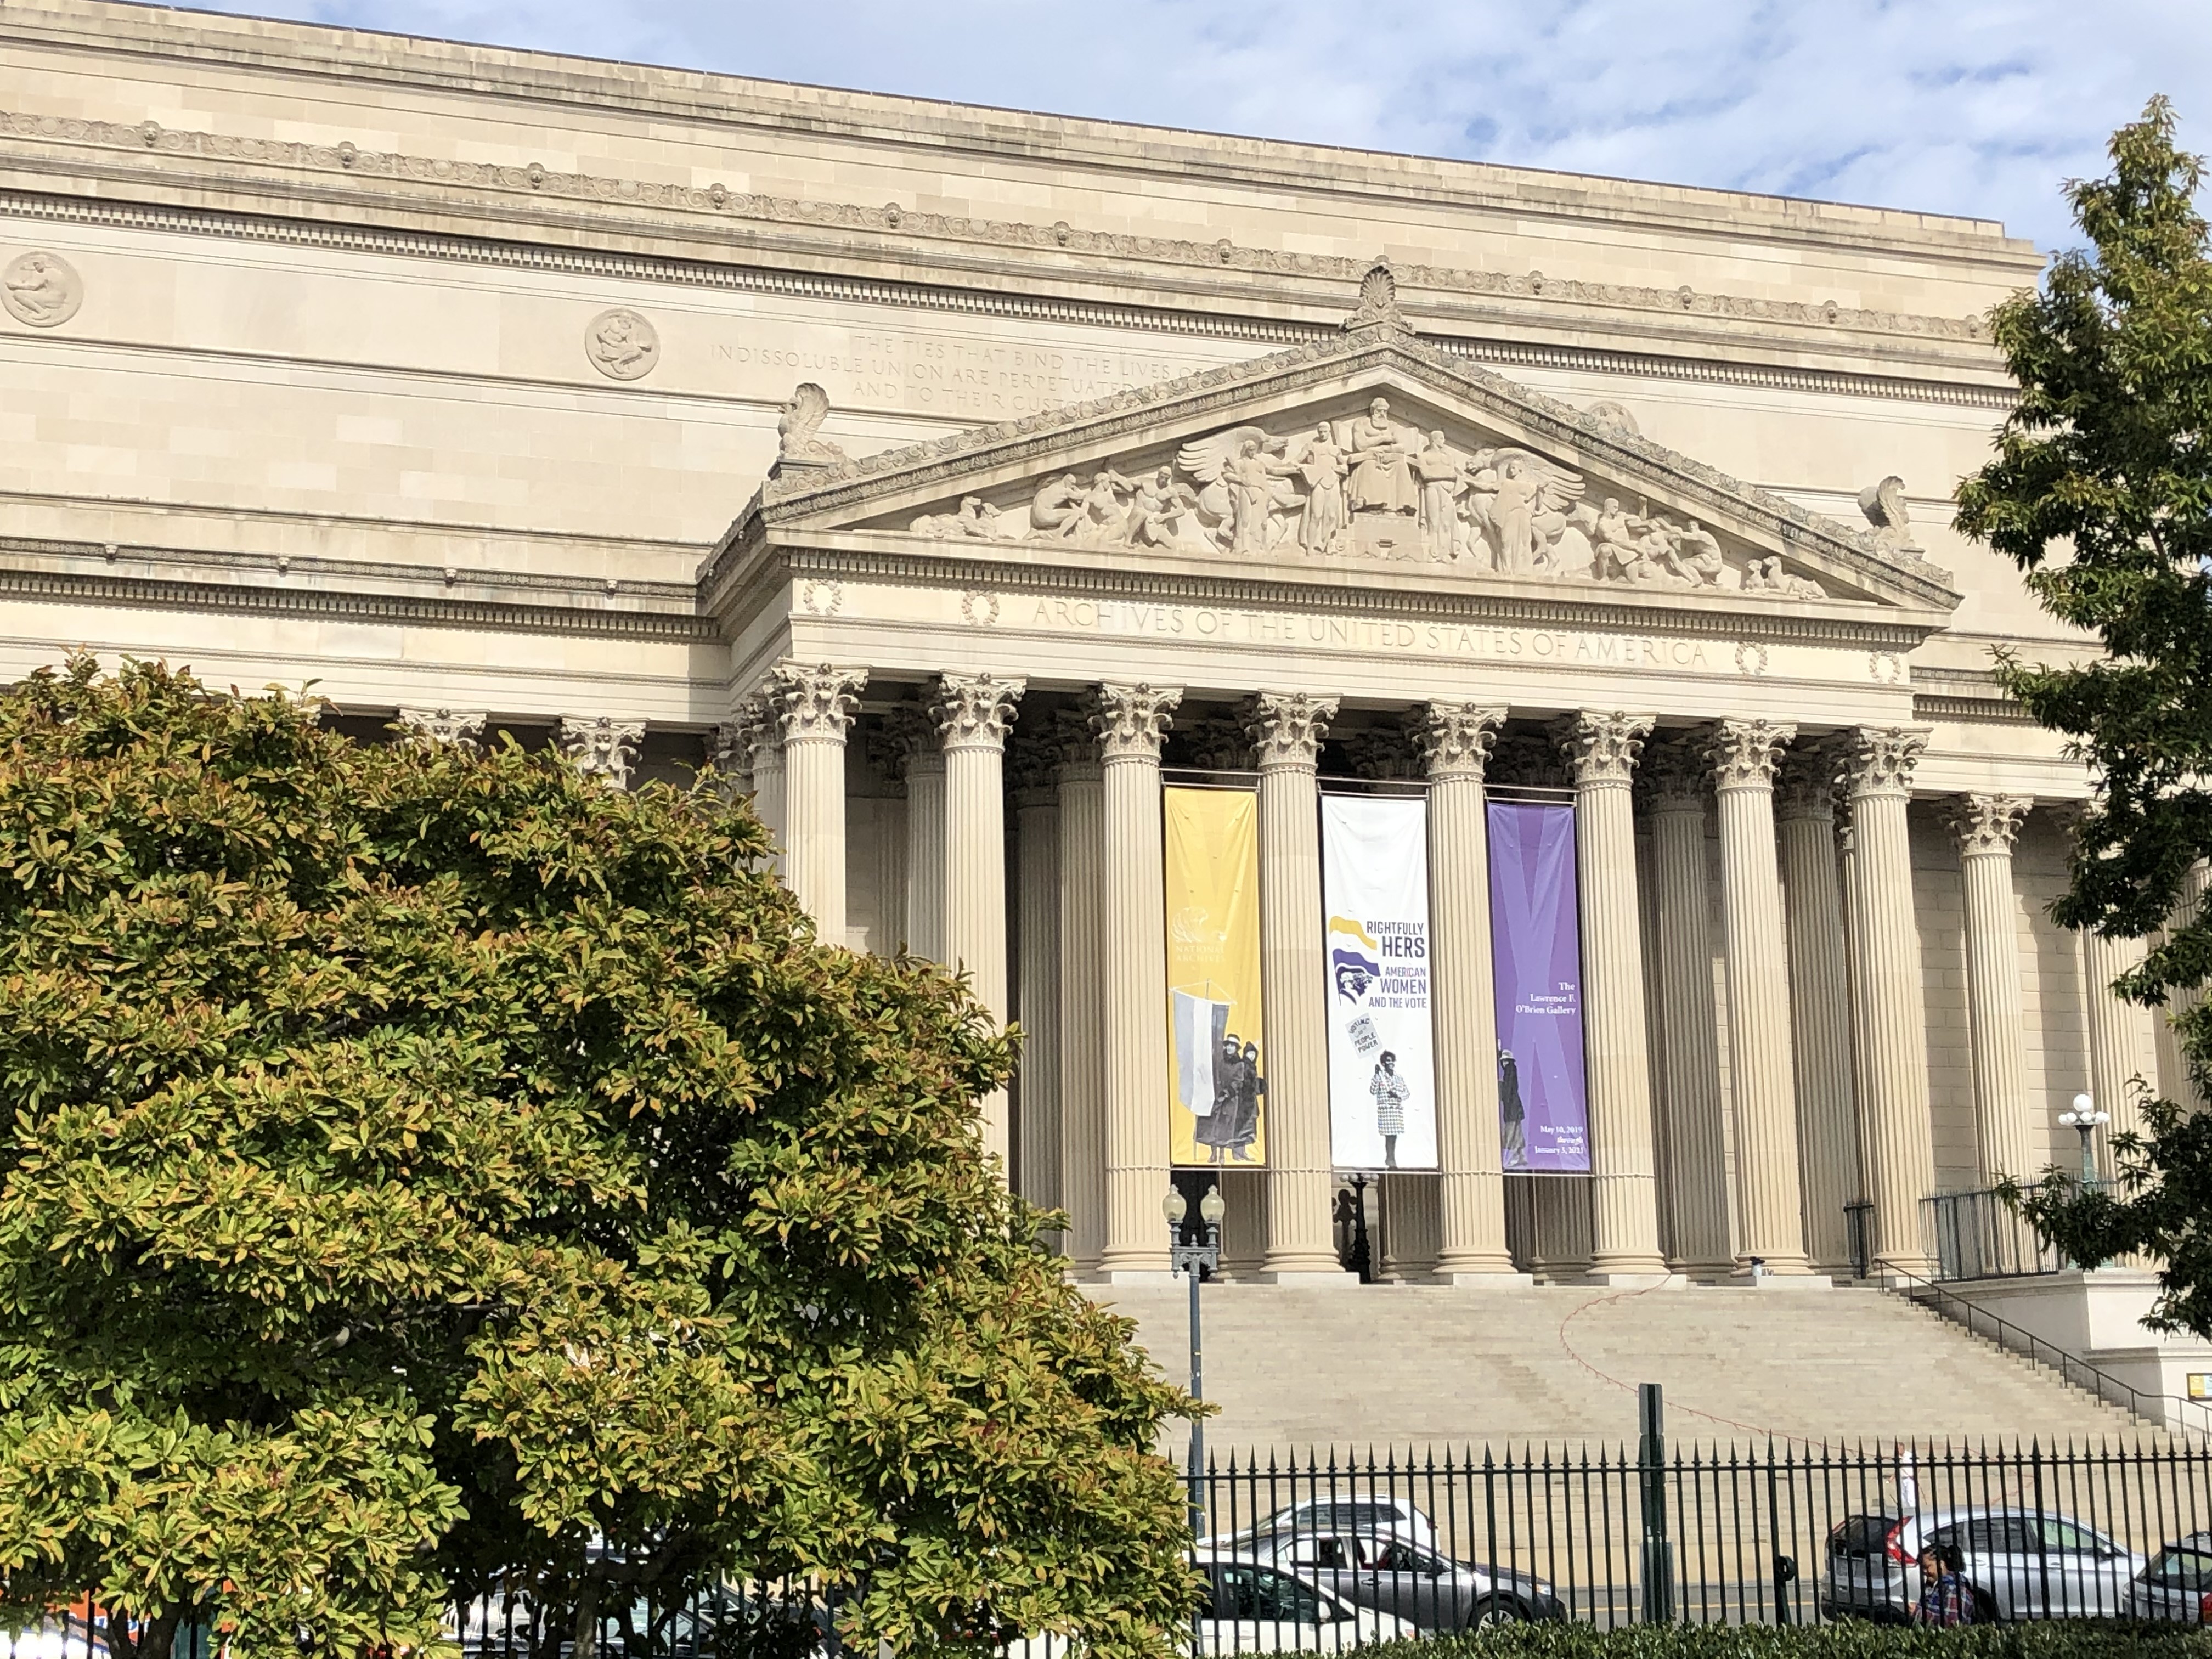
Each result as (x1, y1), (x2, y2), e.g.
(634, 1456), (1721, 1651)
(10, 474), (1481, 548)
(1486, 801), (1590, 1173)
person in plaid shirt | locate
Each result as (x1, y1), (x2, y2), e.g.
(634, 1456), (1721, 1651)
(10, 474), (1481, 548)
(1914, 1544), (1977, 1627)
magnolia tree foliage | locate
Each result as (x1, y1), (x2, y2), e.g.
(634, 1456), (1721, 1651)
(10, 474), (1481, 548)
(1955, 99), (2212, 1336)
(0, 658), (1195, 1659)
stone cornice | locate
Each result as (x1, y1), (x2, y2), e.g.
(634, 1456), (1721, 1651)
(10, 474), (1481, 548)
(737, 538), (1949, 653)
(711, 334), (1962, 612)
(0, 104), (2015, 356)
(0, 533), (715, 642)
(0, 16), (2039, 268)
(0, 182), (2019, 416)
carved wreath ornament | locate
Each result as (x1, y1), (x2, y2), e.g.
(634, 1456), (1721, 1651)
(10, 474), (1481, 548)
(902, 396), (1829, 600)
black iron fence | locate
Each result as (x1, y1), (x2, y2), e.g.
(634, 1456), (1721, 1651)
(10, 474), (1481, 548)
(1922, 1188), (2070, 1283)
(15, 1435), (2212, 1659)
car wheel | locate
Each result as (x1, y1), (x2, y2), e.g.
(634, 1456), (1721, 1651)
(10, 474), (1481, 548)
(1465, 1598), (1523, 1633)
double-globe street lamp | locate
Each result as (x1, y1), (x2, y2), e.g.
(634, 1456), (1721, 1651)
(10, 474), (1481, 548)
(2059, 1092), (2112, 1188)
(1163, 1184), (1226, 1539)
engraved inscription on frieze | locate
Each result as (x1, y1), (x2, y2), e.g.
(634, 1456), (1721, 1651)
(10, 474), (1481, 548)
(1, 251), (83, 328)
(584, 308), (659, 380)
(888, 390), (1831, 601)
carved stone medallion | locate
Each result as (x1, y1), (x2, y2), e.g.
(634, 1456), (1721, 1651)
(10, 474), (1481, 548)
(583, 308), (659, 380)
(2, 251), (83, 327)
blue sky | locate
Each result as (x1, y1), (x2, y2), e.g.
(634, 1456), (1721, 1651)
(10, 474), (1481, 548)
(187, 0), (2209, 253)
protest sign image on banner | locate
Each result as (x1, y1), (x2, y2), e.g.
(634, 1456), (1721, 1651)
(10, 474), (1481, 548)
(1163, 785), (1267, 1168)
(1485, 799), (1592, 1172)
(1321, 793), (1437, 1171)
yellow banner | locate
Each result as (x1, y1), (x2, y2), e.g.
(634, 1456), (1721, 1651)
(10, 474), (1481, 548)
(1163, 786), (1267, 1169)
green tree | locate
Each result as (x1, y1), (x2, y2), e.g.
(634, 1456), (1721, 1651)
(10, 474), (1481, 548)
(0, 657), (1195, 1659)
(1954, 97), (2212, 1336)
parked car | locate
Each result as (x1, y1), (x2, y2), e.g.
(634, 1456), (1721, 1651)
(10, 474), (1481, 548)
(1005, 1554), (1413, 1657)
(2128, 1532), (2212, 1624)
(1204, 1496), (1437, 1554)
(1250, 1529), (1566, 1630)
(1821, 1508), (2144, 1622)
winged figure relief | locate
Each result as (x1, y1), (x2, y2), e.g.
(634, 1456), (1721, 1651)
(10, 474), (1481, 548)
(1175, 426), (1299, 555)
(1465, 447), (1584, 575)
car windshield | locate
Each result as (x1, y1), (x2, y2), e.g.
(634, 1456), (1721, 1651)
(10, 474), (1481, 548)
(2147, 1548), (2212, 1590)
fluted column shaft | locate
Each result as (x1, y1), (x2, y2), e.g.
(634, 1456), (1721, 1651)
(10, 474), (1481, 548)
(1951, 794), (2035, 1184)
(1847, 727), (1936, 1272)
(1096, 684), (1181, 1277)
(770, 663), (867, 940)
(1013, 757), (1063, 1215)
(1643, 743), (1731, 1274)
(934, 673), (1025, 1171)
(2164, 862), (2210, 1110)
(1555, 712), (1667, 1276)
(1249, 691), (1345, 1279)
(1419, 702), (1517, 1278)
(1055, 719), (1108, 1274)
(2082, 927), (2149, 1160)
(1778, 748), (1862, 1274)
(881, 707), (945, 962)
(747, 708), (787, 878)
(1711, 719), (1808, 1272)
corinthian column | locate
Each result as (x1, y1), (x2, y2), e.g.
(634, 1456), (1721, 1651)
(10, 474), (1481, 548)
(1709, 718), (1809, 1273)
(1417, 702), (1520, 1279)
(1641, 739), (1732, 1276)
(1054, 710), (1109, 1274)
(1949, 794), (2036, 1185)
(2081, 925), (2149, 1158)
(1094, 682), (1181, 1278)
(1011, 735), (1063, 1215)
(881, 706), (945, 962)
(1246, 691), (1346, 1280)
(769, 663), (867, 939)
(747, 695), (787, 874)
(933, 672), (1025, 1170)
(1553, 711), (1667, 1278)
(1778, 744), (1862, 1275)
(1846, 727), (1936, 1273)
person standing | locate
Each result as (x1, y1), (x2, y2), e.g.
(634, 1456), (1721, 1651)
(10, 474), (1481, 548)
(1498, 1046), (1528, 1170)
(1370, 1050), (1410, 1170)
(1912, 1545), (1976, 1627)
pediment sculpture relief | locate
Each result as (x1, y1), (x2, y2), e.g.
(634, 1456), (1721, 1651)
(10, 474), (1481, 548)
(900, 394), (1827, 599)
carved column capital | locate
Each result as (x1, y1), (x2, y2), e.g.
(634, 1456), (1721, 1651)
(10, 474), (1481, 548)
(1008, 731), (1060, 805)
(1950, 793), (2034, 857)
(1184, 715), (1254, 771)
(1638, 736), (1709, 811)
(706, 705), (764, 798)
(1776, 742), (1843, 822)
(1415, 702), (1506, 782)
(1552, 710), (1655, 786)
(559, 715), (646, 788)
(1707, 719), (1798, 792)
(1050, 706), (1103, 780)
(1090, 682), (1182, 761)
(769, 662), (868, 743)
(1241, 690), (1338, 771)
(932, 672), (1025, 753)
(1843, 725), (1931, 800)
(1342, 723), (1420, 781)
(873, 702), (944, 779)
(399, 707), (486, 754)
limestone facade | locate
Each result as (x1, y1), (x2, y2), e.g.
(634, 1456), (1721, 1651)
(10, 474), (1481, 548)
(0, 0), (2179, 1278)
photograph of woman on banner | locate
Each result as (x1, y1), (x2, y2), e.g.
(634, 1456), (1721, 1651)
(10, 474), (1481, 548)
(1497, 1045), (1528, 1170)
(1194, 1030), (1265, 1164)
(1369, 1050), (1412, 1169)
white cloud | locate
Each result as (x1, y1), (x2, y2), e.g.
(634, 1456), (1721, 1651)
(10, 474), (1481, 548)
(186, 0), (2211, 251)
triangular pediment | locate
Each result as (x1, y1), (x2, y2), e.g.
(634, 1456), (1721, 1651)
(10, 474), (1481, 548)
(715, 323), (1960, 615)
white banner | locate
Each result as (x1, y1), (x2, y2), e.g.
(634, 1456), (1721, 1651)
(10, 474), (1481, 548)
(1321, 793), (1437, 1171)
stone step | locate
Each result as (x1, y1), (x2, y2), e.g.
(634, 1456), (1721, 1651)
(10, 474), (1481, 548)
(1082, 1278), (2154, 1452)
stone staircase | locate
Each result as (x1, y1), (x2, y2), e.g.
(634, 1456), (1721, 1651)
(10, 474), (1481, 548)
(1085, 1277), (2155, 1452)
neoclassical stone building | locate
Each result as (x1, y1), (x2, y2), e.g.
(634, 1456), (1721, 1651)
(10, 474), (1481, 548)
(0, 0), (2180, 1288)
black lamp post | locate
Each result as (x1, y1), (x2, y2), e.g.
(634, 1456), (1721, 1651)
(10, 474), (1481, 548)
(1164, 1183), (1225, 1539)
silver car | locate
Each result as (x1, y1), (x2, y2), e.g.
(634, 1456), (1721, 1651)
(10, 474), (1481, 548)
(2128, 1532), (2212, 1624)
(1822, 1508), (2144, 1622)
(1243, 1529), (1566, 1630)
